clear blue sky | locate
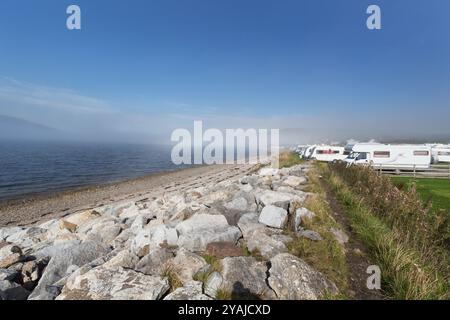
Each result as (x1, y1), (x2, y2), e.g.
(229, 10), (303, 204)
(0, 0), (449, 143)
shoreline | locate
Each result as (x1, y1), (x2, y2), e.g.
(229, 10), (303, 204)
(0, 163), (257, 228)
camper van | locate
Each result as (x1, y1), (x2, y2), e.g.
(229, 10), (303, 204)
(311, 145), (347, 162)
(344, 143), (432, 169)
(431, 145), (450, 163)
(302, 145), (317, 159)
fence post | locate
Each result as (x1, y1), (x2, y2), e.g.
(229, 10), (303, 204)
(413, 165), (416, 178)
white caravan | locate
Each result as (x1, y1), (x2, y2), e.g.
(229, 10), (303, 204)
(311, 145), (347, 162)
(344, 143), (432, 169)
(303, 145), (317, 159)
(430, 145), (450, 163)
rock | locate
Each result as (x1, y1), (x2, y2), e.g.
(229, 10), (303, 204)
(102, 250), (139, 269)
(59, 220), (78, 233)
(176, 214), (242, 251)
(220, 257), (275, 299)
(56, 266), (169, 300)
(136, 248), (174, 276)
(21, 258), (49, 291)
(65, 210), (102, 227)
(330, 228), (349, 245)
(131, 224), (178, 257)
(268, 253), (338, 299)
(224, 197), (248, 211)
(296, 208), (316, 223)
(0, 280), (30, 300)
(28, 240), (111, 300)
(86, 220), (123, 244)
(164, 281), (211, 300)
(0, 269), (19, 282)
(246, 230), (287, 260)
(298, 229), (323, 241)
(168, 248), (207, 285)
(0, 227), (25, 241)
(0, 244), (23, 268)
(282, 176), (307, 187)
(257, 190), (299, 210)
(258, 205), (288, 229)
(204, 271), (223, 298)
(237, 213), (265, 238)
(206, 242), (244, 259)
(258, 168), (279, 177)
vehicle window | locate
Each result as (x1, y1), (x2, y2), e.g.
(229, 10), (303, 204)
(374, 151), (390, 158)
(357, 153), (367, 160)
(414, 150), (429, 156)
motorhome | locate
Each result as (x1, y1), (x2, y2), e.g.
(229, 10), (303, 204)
(344, 143), (432, 169)
(302, 145), (317, 159)
(430, 145), (450, 163)
(310, 145), (347, 162)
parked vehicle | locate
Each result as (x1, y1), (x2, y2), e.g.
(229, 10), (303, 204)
(310, 145), (347, 162)
(430, 145), (450, 163)
(344, 143), (432, 169)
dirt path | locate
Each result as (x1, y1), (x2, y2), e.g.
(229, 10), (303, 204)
(319, 176), (384, 300)
(0, 164), (256, 228)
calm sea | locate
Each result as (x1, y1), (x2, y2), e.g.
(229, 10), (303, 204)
(0, 141), (186, 201)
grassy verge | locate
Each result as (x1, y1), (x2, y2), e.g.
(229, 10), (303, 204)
(278, 151), (304, 168)
(285, 164), (349, 296)
(322, 164), (449, 299)
(391, 177), (450, 213)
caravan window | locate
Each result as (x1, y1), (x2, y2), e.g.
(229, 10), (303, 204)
(356, 153), (367, 160)
(438, 151), (450, 156)
(373, 151), (390, 158)
(413, 150), (429, 156)
(317, 149), (339, 155)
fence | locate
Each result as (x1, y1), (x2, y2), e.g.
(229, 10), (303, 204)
(372, 163), (450, 178)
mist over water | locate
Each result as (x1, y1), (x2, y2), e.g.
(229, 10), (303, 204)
(0, 141), (186, 201)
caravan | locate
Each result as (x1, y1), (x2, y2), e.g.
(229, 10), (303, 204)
(344, 143), (432, 169)
(310, 145), (347, 162)
(430, 145), (450, 163)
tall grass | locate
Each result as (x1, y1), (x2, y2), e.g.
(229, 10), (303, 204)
(324, 164), (449, 299)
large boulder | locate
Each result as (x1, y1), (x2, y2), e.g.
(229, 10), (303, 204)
(168, 248), (207, 285)
(164, 281), (211, 300)
(204, 271), (223, 298)
(28, 240), (111, 300)
(245, 230), (288, 260)
(257, 190), (300, 210)
(56, 266), (169, 300)
(0, 244), (24, 269)
(220, 257), (275, 299)
(237, 213), (265, 238)
(282, 176), (307, 187)
(258, 205), (288, 229)
(176, 214), (242, 251)
(206, 242), (244, 259)
(268, 253), (338, 299)
(131, 224), (178, 257)
(0, 280), (30, 300)
(293, 208), (316, 231)
(136, 248), (174, 276)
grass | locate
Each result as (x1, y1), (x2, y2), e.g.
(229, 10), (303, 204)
(161, 266), (183, 292)
(285, 164), (349, 296)
(391, 177), (450, 213)
(278, 151), (304, 169)
(323, 164), (449, 299)
(193, 253), (222, 284)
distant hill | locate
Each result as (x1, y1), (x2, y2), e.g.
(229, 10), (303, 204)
(0, 115), (61, 141)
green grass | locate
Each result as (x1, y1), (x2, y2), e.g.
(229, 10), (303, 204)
(278, 151), (304, 168)
(324, 166), (449, 299)
(391, 177), (450, 213)
(285, 165), (349, 297)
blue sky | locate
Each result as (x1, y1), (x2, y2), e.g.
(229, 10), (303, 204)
(0, 0), (449, 143)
